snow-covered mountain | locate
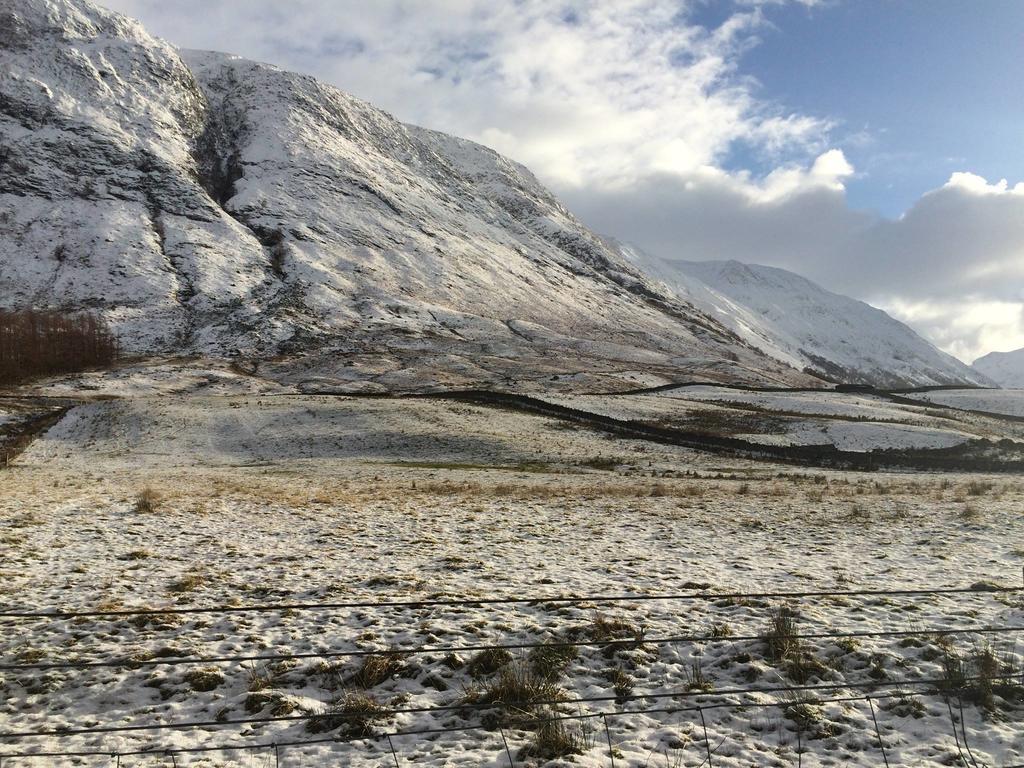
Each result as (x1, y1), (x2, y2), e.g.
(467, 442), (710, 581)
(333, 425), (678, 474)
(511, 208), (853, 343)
(974, 348), (1024, 388)
(0, 0), (985, 392)
(611, 242), (987, 388)
(0, 0), (814, 390)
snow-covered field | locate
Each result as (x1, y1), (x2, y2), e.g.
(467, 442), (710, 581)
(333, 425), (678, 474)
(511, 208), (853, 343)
(903, 389), (1024, 419)
(655, 387), (930, 420)
(541, 387), (1012, 452)
(2, 394), (1024, 767)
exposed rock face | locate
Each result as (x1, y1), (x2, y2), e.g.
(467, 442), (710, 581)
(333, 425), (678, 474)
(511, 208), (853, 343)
(0, 0), (816, 390)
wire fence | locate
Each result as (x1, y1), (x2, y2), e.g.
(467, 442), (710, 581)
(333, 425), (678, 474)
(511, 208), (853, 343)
(4, 624), (1024, 674)
(0, 688), (984, 760)
(1, 581), (1020, 619)
(2, 579), (1022, 766)
(2, 685), (1020, 766)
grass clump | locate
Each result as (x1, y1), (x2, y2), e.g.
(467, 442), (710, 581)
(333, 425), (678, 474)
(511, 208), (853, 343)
(463, 662), (568, 728)
(184, 667), (224, 692)
(965, 480), (995, 497)
(245, 660), (293, 692)
(133, 487), (160, 513)
(578, 456), (621, 471)
(167, 571), (206, 594)
(519, 718), (586, 760)
(943, 642), (1024, 712)
(590, 613), (639, 641)
(959, 503), (982, 521)
(529, 642), (578, 680)
(605, 667), (634, 703)
(466, 647), (513, 678)
(245, 691), (296, 716)
(765, 606), (800, 663)
(686, 658), (712, 692)
(120, 549), (153, 561)
(306, 692), (387, 738)
(881, 692), (927, 719)
(346, 652), (407, 688)
(764, 606), (828, 684)
(782, 694), (840, 739)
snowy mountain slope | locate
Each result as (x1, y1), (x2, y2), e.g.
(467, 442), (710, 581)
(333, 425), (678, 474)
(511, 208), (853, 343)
(610, 241), (987, 387)
(0, 0), (814, 390)
(973, 348), (1024, 388)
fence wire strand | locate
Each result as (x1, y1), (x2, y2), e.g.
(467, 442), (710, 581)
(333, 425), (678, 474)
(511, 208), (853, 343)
(3, 622), (1023, 674)
(1, 583), (1019, 621)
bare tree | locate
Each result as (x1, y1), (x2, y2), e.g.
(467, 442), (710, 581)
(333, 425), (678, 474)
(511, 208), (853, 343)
(0, 309), (118, 385)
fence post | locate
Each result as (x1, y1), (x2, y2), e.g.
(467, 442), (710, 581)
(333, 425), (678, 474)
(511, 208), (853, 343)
(944, 695), (970, 767)
(697, 707), (713, 768)
(865, 697), (890, 768)
(602, 714), (615, 768)
(955, 692), (981, 768)
(387, 734), (401, 768)
(499, 727), (515, 768)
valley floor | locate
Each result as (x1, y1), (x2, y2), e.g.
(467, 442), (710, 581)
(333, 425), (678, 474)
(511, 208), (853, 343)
(1, 392), (1023, 767)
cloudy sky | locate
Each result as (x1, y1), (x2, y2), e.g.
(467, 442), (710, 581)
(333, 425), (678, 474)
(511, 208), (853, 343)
(103, 0), (1024, 362)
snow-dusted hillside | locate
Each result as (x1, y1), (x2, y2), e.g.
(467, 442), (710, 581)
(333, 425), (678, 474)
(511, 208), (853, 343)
(974, 348), (1024, 388)
(611, 242), (986, 387)
(0, 0), (816, 390)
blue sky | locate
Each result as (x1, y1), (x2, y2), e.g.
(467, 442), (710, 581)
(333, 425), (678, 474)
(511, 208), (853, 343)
(104, 0), (1024, 361)
(726, 0), (1024, 216)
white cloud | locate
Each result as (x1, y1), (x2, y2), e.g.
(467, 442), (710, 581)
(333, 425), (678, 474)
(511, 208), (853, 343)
(103, 0), (830, 188)
(944, 172), (1024, 196)
(881, 298), (1024, 364)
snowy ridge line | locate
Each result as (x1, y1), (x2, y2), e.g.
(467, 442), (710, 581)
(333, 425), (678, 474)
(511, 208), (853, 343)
(1, 583), (1020, 619)
(4, 624), (1024, 673)
(0, 675), (1000, 742)
(0, 690), (943, 762)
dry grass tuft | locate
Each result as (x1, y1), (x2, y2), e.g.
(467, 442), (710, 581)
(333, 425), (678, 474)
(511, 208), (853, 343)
(519, 718), (586, 760)
(184, 667), (224, 692)
(347, 652), (407, 688)
(133, 486), (160, 513)
(466, 648), (513, 678)
(463, 662), (568, 729)
(529, 641), (578, 680)
(305, 692), (387, 738)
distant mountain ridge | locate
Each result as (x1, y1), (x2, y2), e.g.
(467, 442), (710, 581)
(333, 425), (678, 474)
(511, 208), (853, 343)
(974, 348), (1024, 388)
(609, 241), (988, 388)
